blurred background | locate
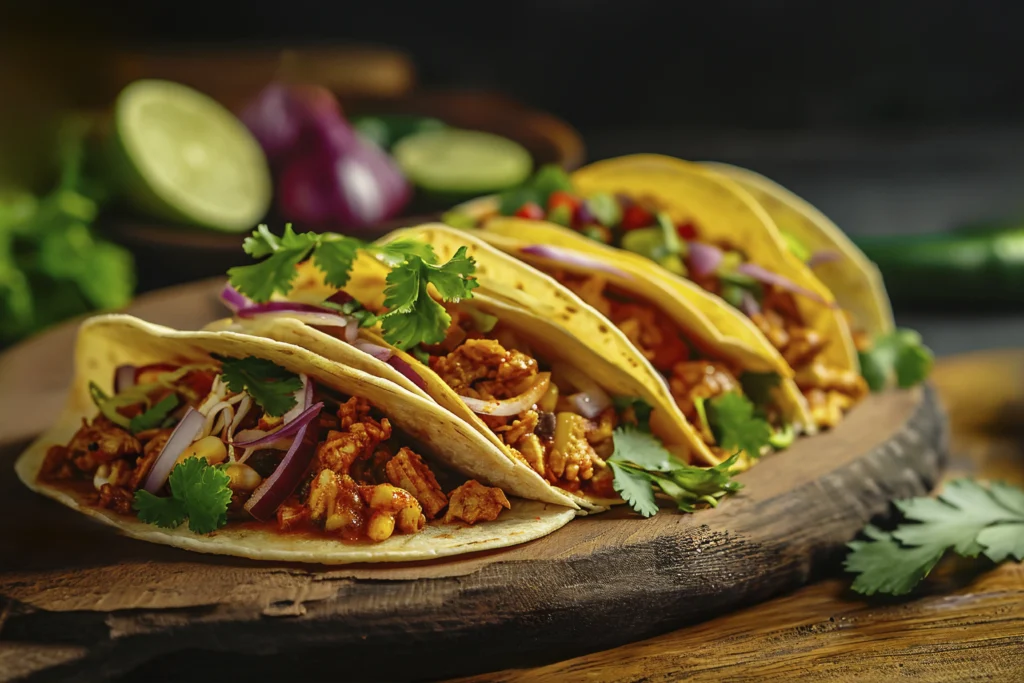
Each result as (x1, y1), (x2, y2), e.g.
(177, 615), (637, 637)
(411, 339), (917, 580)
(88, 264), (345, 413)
(2, 0), (1024, 353)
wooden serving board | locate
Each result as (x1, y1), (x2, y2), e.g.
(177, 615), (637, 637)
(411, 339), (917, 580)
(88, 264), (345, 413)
(0, 280), (948, 683)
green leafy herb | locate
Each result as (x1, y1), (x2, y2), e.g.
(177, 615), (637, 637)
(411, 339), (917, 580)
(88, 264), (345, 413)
(380, 246), (479, 349)
(612, 396), (653, 430)
(608, 426), (742, 517)
(228, 224), (322, 302)
(496, 164), (573, 215)
(322, 297), (379, 328)
(859, 328), (933, 392)
(739, 372), (781, 408)
(128, 394), (180, 433)
(133, 457), (233, 534)
(706, 392), (772, 459)
(845, 479), (1024, 596)
(216, 355), (303, 417)
(411, 346), (431, 364)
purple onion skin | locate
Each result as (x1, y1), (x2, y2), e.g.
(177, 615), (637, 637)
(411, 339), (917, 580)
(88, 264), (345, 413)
(241, 83), (343, 166)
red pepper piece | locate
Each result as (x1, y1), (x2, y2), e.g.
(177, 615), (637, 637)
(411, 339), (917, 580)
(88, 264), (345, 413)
(676, 221), (698, 240)
(514, 202), (545, 220)
(621, 203), (656, 231)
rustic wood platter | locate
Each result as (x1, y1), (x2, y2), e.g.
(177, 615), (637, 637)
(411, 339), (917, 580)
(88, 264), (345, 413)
(0, 279), (948, 683)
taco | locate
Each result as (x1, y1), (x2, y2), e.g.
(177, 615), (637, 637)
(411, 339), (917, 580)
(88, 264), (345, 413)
(216, 226), (740, 513)
(382, 224), (813, 468)
(16, 314), (576, 564)
(454, 157), (869, 430)
(699, 163), (898, 343)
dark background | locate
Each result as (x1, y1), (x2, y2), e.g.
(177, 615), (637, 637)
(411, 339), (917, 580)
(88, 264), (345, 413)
(4, 0), (1024, 353)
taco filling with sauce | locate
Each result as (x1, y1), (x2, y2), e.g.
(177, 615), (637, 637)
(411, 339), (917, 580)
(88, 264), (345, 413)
(39, 357), (515, 543)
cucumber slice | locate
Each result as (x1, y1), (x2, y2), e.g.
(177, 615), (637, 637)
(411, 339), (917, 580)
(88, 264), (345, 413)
(392, 129), (532, 194)
(108, 79), (272, 232)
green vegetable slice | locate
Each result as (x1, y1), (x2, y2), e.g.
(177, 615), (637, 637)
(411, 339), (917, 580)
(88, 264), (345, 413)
(393, 129), (532, 194)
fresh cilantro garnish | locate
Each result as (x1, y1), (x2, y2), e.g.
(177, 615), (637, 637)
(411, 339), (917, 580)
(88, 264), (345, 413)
(859, 328), (933, 392)
(133, 457), (233, 534)
(706, 392), (772, 459)
(496, 164), (573, 215)
(229, 224), (322, 302)
(380, 246), (479, 349)
(411, 346), (431, 364)
(215, 355), (303, 417)
(608, 426), (742, 517)
(845, 479), (1024, 596)
(128, 394), (180, 433)
(612, 396), (653, 430)
(322, 297), (379, 327)
(739, 371), (780, 408)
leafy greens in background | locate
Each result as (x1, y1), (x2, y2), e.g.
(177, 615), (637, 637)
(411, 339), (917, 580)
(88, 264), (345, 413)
(845, 479), (1024, 596)
(0, 118), (135, 347)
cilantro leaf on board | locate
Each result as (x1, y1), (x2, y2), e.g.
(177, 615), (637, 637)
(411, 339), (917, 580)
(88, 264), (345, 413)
(215, 355), (303, 417)
(609, 461), (659, 518)
(845, 479), (1024, 596)
(380, 247), (478, 349)
(133, 457), (233, 534)
(859, 328), (933, 392)
(128, 394), (180, 434)
(706, 392), (772, 459)
(608, 425), (675, 472)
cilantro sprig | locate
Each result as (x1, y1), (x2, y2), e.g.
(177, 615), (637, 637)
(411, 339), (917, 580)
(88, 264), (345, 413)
(608, 426), (742, 517)
(215, 355), (303, 417)
(694, 392), (773, 460)
(133, 457), (233, 534)
(845, 479), (1024, 596)
(860, 328), (933, 392)
(128, 394), (180, 433)
(226, 225), (478, 350)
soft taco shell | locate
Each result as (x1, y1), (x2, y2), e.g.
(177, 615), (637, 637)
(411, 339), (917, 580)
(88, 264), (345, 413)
(570, 154), (860, 375)
(702, 161), (894, 338)
(16, 315), (576, 564)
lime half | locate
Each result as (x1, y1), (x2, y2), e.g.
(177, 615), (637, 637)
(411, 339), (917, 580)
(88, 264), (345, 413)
(392, 129), (532, 195)
(109, 79), (272, 232)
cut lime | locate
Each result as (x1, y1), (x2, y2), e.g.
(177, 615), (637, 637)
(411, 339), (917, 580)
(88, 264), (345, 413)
(108, 79), (272, 232)
(392, 129), (532, 195)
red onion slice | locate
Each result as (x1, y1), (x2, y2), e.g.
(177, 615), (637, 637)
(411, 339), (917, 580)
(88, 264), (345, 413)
(345, 319), (359, 343)
(519, 245), (629, 279)
(807, 250), (842, 268)
(281, 374), (310, 424)
(243, 421), (319, 520)
(327, 290), (354, 306)
(387, 356), (428, 391)
(141, 408), (206, 493)
(740, 291), (761, 316)
(686, 241), (723, 278)
(219, 284), (253, 313)
(114, 365), (137, 394)
(234, 402), (324, 448)
(353, 341), (394, 361)
(569, 391), (612, 419)
(735, 263), (830, 305)
(459, 373), (551, 417)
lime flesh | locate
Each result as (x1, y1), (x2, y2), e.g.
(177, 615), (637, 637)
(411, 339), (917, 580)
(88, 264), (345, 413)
(110, 79), (272, 232)
(392, 129), (532, 195)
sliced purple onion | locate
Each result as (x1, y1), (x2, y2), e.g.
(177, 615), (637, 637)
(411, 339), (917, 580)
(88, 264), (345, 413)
(281, 374), (310, 424)
(735, 262), (830, 306)
(807, 250), (842, 268)
(141, 408), (206, 493)
(353, 341), (394, 361)
(459, 373), (551, 417)
(244, 420), (319, 520)
(387, 356), (428, 391)
(234, 402), (324, 448)
(344, 319), (359, 343)
(114, 365), (136, 394)
(519, 244), (629, 278)
(576, 201), (596, 225)
(219, 284), (253, 313)
(740, 291), (762, 316)
(686, 241), (723, 278)
(570, 391), (612, 419)
(327, 290), (354, 306)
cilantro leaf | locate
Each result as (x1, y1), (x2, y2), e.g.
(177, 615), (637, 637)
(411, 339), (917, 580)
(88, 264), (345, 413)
(739, 372), (780, 408)
(607, 426), (741, 517)
(706, 392), (772, 459)
(132, 457), (232, 534)
(609, 461), (659, 518)
(859, 328), (933, 392)
(380, 247), (478, 349)
(128, 394), (180, 433)
(612, 396), (653, 429)
(373, 238), (438, 266)
(227, 225), (320, 302)
(845, 479), (1024, 596)
(312, 237), (363, 288)
(216, 355), (303, 417)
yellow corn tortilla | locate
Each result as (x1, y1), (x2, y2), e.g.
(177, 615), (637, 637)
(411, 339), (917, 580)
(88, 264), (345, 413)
(569, 155), (859, 377)
(16, 315), (576, 564)
(702, 161), (894, 339)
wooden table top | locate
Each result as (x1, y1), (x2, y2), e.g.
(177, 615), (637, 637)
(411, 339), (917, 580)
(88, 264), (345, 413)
(453, 350), (1024, 682)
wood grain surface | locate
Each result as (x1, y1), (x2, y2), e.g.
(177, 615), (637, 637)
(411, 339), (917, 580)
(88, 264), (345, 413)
(453, 349), (1024, 683)
(0, 281), (952, 683)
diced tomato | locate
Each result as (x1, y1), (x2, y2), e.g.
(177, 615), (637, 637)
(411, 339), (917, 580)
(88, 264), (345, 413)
(676, 221), (698, 240)
(514, 202), (545, 220)
(621, 203), (656, 231)
(547, 190), (582, 214)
